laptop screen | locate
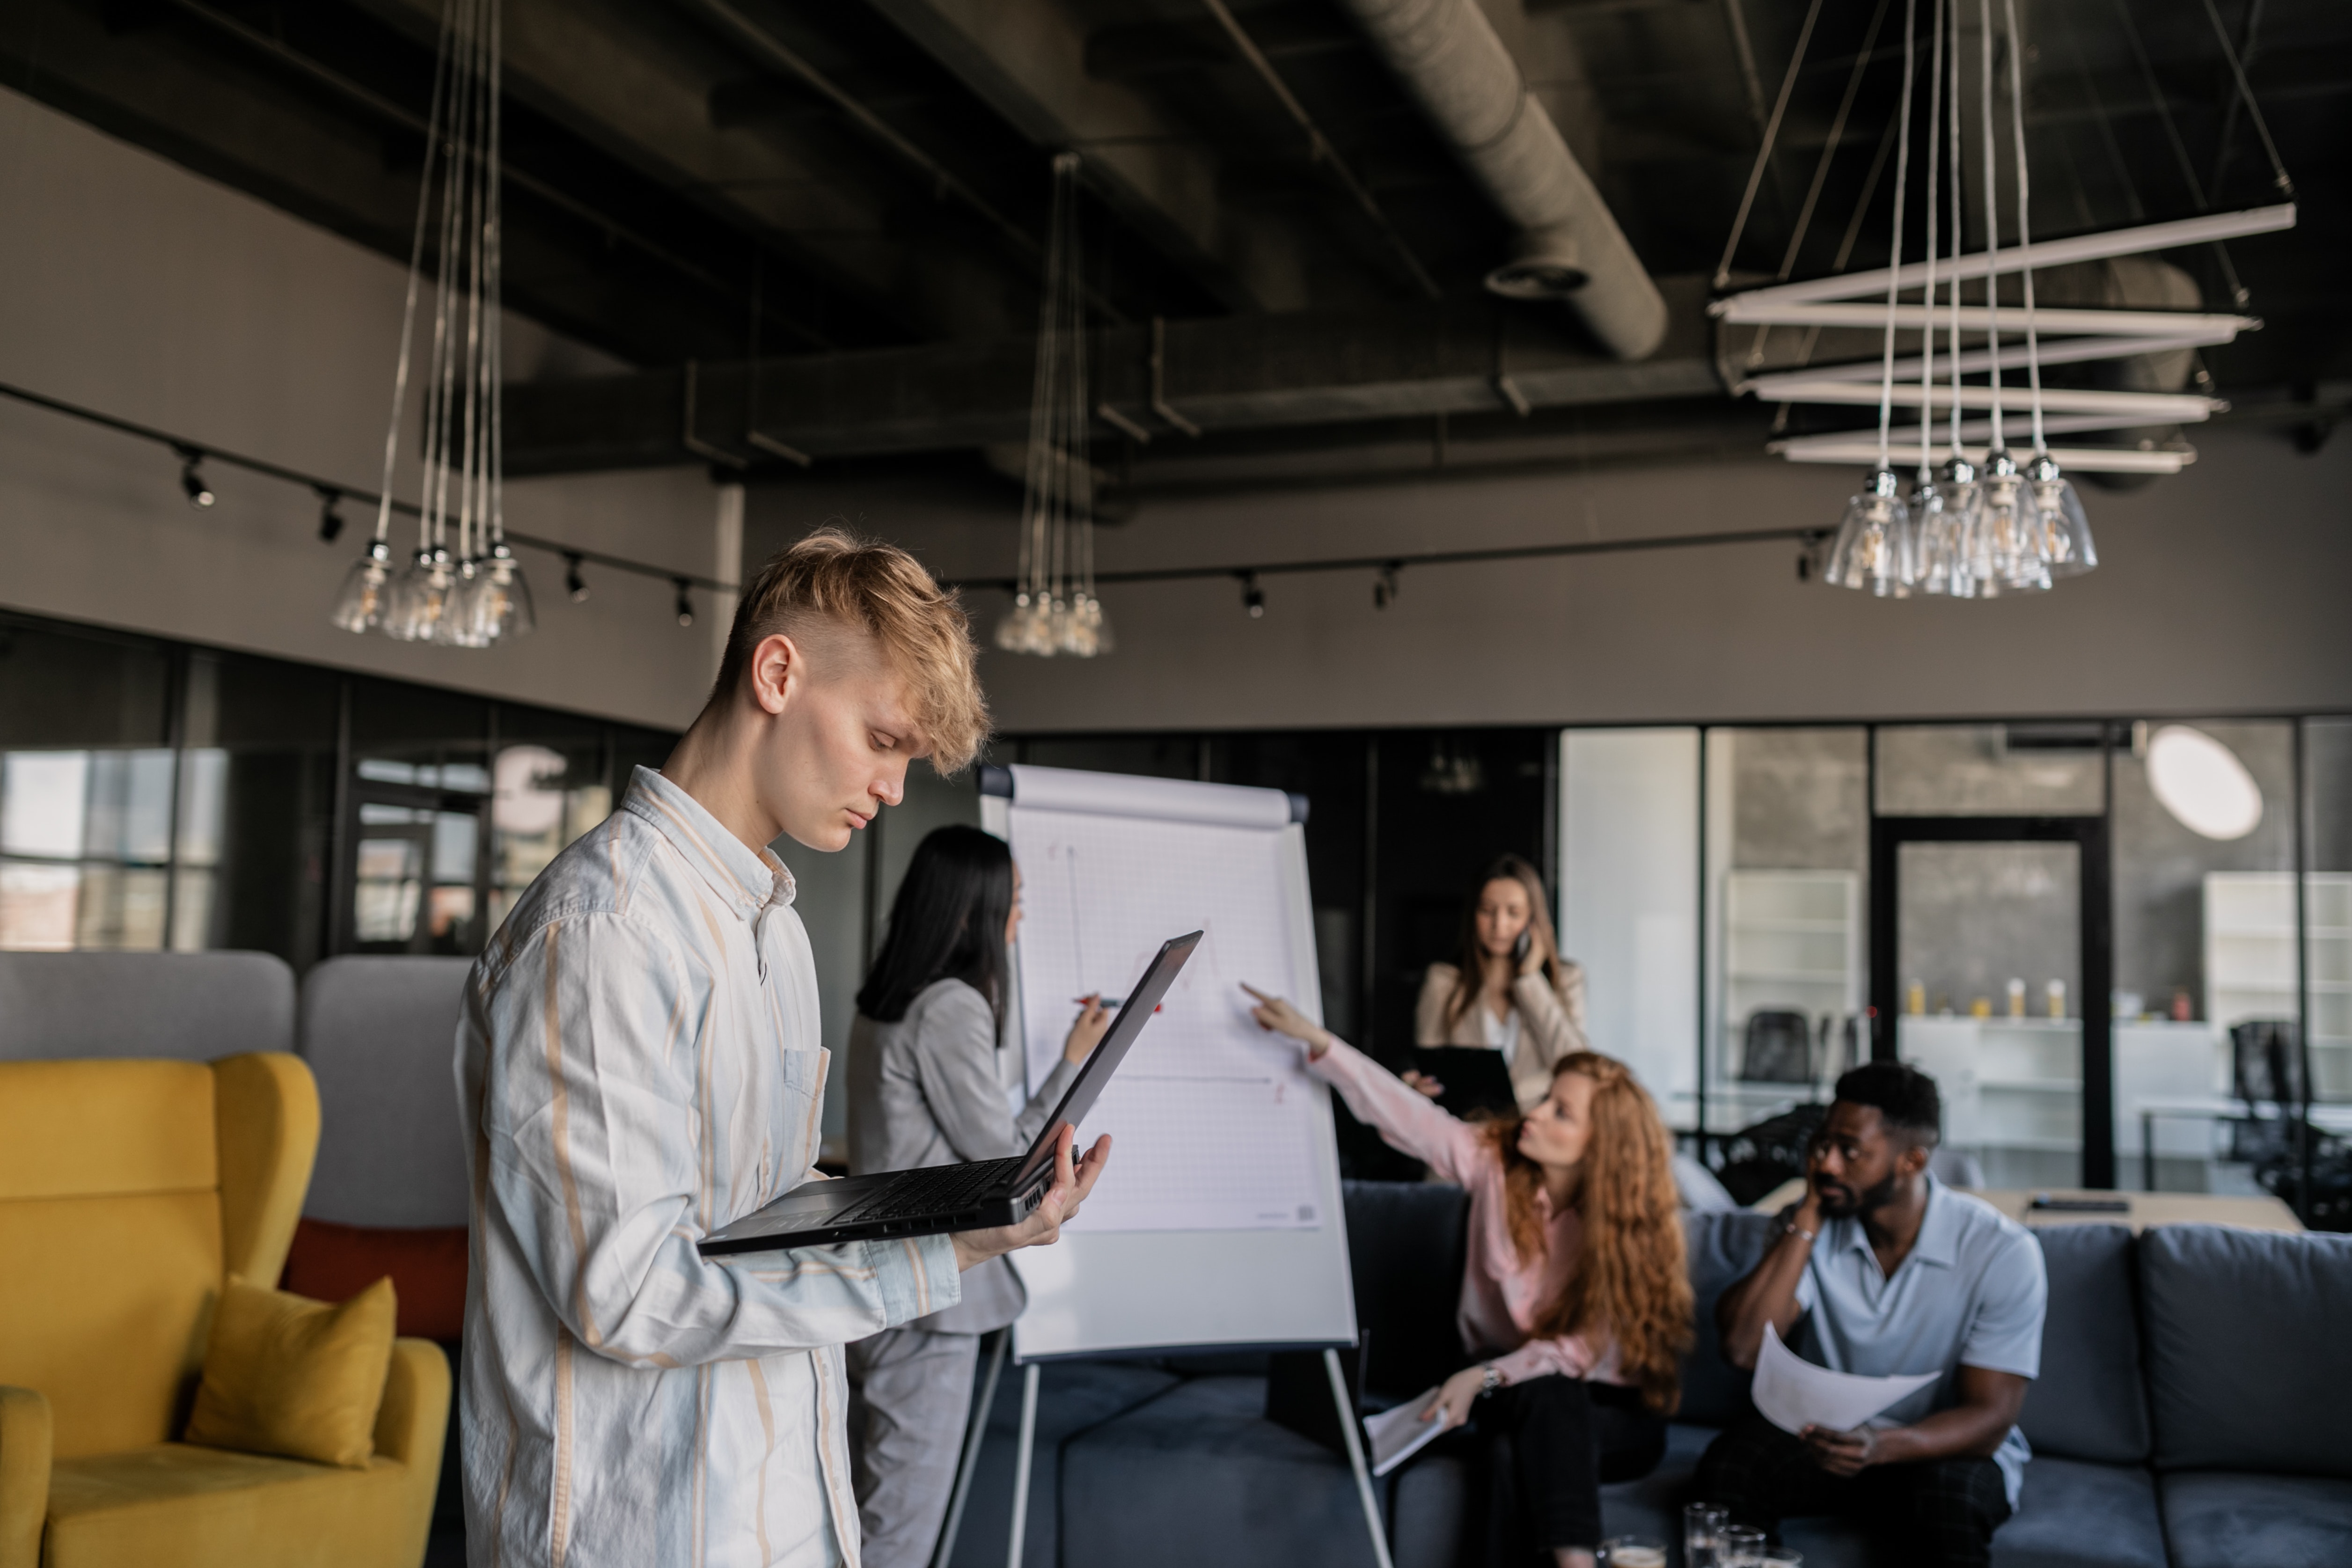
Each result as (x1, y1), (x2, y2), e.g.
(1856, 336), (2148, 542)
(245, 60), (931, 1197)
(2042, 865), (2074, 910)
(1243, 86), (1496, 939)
(1010, 930), (1202, 1191)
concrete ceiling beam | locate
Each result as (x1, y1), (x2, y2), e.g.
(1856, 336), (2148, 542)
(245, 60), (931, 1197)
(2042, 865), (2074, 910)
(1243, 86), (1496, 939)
(501, 278), (1723, 475)
(866, 0), (1326, 314)
(350, 0), (1031, 342)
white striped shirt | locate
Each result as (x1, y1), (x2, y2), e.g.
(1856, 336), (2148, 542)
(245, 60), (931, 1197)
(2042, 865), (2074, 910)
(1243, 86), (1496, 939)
(457, 765), (960, 1568)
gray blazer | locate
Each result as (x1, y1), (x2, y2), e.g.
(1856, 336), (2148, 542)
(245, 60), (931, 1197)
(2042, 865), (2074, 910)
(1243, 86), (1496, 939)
(845, 977), (1081, 1333)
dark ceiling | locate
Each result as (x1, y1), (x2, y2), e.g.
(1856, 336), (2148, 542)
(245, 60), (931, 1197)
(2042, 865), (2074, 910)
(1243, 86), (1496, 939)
(6, 0), (2346, 490)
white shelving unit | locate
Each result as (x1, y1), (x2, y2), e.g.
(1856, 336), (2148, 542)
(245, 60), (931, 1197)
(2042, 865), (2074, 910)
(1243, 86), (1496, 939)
(2205, 872), (2352, 1099)
(1720, 869), (1862, 1087)
(1896, 1016), (2220, 1189)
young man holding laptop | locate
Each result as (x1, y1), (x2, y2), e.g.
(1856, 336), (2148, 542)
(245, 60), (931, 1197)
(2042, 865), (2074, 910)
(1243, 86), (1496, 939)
(1700, 1062), (2047, 1568)
(456, 532), (1110, 1568)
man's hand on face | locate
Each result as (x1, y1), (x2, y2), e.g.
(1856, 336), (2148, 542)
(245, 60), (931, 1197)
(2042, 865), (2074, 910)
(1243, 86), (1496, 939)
(1799, 1423), (1878, 1477)
(949, 1125), (1111, 1272)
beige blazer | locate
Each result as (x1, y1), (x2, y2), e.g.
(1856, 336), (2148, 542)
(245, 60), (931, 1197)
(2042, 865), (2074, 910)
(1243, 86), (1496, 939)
(1416, 959), (1591, 1111)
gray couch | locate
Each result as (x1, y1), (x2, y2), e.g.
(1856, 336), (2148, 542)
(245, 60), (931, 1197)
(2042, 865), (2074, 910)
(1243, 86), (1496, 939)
(945, 1182), (2352, 1568)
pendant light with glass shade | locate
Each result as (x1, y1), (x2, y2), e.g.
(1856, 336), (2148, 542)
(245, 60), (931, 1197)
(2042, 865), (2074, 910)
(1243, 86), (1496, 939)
(1821, 0), (1918, 597)
(996, 154), (1110, 659)
(2003, 0), (2095, 581)
(1923, 0), (1980, 597)
(336, 0), (532, 646)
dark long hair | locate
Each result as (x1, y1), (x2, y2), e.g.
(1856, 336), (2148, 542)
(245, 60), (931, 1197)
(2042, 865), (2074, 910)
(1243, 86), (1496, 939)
(856, 825), (1014, 1024)
(1442, 853), (1562, 1035)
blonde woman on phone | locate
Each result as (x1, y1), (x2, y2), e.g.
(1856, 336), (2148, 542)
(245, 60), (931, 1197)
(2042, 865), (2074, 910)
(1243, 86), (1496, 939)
(1412, 854), (1589, 1111)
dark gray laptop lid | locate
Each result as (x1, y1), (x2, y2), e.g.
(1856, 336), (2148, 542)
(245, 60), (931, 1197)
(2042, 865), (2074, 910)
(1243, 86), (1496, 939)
(1010, 930), (1201, 1190)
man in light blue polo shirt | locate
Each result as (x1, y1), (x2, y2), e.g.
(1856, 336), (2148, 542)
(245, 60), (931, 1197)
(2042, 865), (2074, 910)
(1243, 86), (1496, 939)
(1700, 1062), (2047, 1568)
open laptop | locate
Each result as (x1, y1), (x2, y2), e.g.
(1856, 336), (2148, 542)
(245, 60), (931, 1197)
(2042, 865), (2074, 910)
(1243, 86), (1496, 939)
(699, 930), (1202, 1257)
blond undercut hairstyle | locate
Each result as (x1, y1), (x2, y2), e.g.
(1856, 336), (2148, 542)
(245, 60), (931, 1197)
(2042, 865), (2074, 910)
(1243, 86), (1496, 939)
(715, 528), (989, 773)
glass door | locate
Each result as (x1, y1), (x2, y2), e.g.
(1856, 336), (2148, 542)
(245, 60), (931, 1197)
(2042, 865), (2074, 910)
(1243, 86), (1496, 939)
(1871, 817), (2113, 1188)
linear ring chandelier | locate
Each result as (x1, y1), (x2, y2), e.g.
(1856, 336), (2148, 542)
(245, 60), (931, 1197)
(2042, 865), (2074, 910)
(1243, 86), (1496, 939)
(330, 0), (533, 646)
(1712, 0), (2295, 598)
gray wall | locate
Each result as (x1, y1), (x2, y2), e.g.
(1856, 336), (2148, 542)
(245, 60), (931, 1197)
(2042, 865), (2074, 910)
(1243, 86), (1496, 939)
(0, 85), (727, 732)
(745, 424), (2352, 734)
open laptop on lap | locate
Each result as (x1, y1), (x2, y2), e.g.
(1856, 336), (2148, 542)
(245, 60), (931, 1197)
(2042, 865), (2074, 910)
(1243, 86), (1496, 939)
(699, 930), (1202, 1256)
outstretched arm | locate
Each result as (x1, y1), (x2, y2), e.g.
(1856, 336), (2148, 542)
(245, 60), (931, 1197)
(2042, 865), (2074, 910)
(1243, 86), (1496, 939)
(1240, 984), (1482, 1182)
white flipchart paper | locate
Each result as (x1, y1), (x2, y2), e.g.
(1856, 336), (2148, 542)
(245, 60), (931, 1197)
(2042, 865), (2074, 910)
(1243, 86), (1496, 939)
(1752, 1322), (1941, 1436)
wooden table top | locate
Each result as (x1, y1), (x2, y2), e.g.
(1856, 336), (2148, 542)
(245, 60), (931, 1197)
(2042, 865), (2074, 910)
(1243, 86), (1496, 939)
(1739, 1179), (2304, 1233)
(1964, 1188), (2304, 1234)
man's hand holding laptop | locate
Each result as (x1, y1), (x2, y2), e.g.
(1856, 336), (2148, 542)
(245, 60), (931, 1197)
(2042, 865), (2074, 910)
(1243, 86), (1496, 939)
(948, 1124), (1112, 1272)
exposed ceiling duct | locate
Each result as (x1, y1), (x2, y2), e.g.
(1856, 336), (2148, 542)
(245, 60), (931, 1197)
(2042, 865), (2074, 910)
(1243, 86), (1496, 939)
(1333, 0), (1669, 361)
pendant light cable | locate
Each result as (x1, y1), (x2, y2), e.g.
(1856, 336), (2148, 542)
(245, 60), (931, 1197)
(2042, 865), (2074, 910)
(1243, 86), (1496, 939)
(1947, 0), (1965, 459)
(1918, 0), (1944, 478)
(2000, 0), (2045, 454)
(1875, 0), (1917, 472)
(1978, 0), (2003, 454)
(371, 0), (454, 550)
(1715, 0), (1827, 287)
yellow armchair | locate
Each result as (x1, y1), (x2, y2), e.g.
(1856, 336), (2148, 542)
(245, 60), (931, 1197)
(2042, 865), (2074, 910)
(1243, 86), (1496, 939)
(0, 1054), (449, 1568)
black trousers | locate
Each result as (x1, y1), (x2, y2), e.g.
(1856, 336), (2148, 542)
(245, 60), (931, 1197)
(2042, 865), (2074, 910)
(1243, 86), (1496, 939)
(1693, 1416), (2012, 1568)
(1473, 1376), (1666, 1561)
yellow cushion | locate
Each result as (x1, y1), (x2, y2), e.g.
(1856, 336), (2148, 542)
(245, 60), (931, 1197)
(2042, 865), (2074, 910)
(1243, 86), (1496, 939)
(183, 1278), (396, 1469)
(44, 1443), (414, 1568)
(0, 1061), (215, 1201)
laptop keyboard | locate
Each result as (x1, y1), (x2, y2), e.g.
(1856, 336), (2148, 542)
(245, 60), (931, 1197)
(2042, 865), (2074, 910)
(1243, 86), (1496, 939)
(834, 1156), (1028, 1225)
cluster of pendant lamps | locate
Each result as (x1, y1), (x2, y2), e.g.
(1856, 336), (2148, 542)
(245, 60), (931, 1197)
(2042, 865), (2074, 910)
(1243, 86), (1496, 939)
(995, 154), (1112, 659)
(330, 0), (535, 646)
(1820, 0), (2095, 599)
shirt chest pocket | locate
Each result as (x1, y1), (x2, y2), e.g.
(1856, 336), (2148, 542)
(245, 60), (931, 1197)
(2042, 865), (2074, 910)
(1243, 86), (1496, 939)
(767, 1046), (829, 1182)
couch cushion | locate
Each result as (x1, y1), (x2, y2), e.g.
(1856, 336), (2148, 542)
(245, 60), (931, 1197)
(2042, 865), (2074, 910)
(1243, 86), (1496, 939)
(1062, 1375), (1407, 1568)
(2159, 1470), (2352, 1568)
(0, 951), (294, 1062)
(1992, 1458), (2169, 1568)
(2017, 1226), (2149, 1464)
(1676, 1211), (1776, 1427)
(2140, 1225), (2352, 1475)
(297, 957), (472, 1229)
(945, 1360), (1180, 1568)
(44, 1442), (419, 1568)
(1341, 1180), (1470, 1400)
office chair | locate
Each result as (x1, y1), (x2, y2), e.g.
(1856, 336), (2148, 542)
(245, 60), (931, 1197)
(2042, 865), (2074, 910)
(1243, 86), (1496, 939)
(1740, 1009), (1815, 1084)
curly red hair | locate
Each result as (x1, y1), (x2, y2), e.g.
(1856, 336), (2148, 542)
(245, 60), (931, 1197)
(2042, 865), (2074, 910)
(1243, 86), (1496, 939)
(1481, 1052), (1694, 1411)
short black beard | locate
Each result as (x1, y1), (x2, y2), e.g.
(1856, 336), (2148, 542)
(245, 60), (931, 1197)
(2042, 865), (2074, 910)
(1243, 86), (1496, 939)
(1817, 1168), (1904, 1220)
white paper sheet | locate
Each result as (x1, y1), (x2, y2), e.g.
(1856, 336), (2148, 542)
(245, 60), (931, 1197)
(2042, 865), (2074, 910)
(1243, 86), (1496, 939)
(1366, 1390), (1448, 1477)
(1007, 804), (1323, 1232)
(1751, 1322), (1941, 1436)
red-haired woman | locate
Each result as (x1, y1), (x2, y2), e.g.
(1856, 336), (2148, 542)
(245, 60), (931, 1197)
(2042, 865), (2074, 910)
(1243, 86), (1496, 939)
(1244, 984), (1693, 1568)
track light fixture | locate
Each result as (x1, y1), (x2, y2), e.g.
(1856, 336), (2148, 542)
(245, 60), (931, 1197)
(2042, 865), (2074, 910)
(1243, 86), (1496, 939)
(1240, 572), (1265, 619)
(565, 553), (589, 603)
(315, 486), (344, 543)
(176, 446), (214, 509)
(674, 578), (695, 627)
(1372, 562), (1401, 610)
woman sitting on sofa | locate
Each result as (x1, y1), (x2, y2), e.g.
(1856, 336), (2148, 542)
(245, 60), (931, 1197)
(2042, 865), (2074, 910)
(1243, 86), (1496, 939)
(1244, 983), (1692, 1568)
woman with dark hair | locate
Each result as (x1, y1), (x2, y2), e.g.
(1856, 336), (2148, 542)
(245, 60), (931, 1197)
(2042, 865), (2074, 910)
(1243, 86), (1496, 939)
(1413, 852), (1590, 1111)
(843, 824), (1110, 1568)
(1245, 983), (1693, 1568)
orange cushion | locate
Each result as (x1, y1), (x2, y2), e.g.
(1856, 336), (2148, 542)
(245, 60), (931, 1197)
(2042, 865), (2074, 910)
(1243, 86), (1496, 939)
(283, 1219), (468, 1341)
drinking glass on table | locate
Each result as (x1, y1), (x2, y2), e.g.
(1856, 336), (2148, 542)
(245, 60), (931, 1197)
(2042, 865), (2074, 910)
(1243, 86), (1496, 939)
(1717, 1525), (1768, 1568)
(1597, 1539), (1666, 1568)
(1759, 1549), (1803, 1567)
(1682, 1502), (1729, 1568)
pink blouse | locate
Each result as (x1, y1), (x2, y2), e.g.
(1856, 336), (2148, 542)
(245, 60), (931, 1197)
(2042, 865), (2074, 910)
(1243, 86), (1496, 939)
(1309, 1037), (1625, 1389)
